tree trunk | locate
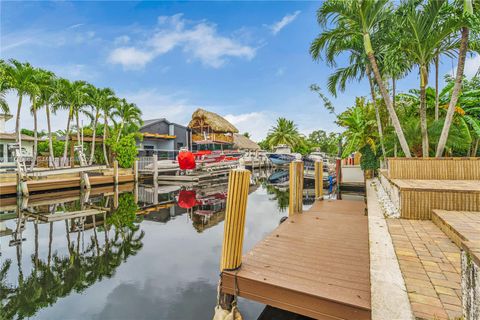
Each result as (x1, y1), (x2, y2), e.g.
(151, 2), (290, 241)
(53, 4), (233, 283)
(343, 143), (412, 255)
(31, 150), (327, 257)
(89, 109), (99, 165)
(366, 51), (411, 157)
(31, 99), (38, 169)
(45, 104), (56, 168)
(116, 120), (124, 143)
(62, 105), (73, 165)
(366, 67), (386, 157)
(15, 94), (23, 146)
(76, 111), (81, 146)
(419, 66), (429, 157)
(436, 27), (469, 157)
(435, 54), (439, 121)
(472, 138), (479, 156)
(103, 112), (110, 166)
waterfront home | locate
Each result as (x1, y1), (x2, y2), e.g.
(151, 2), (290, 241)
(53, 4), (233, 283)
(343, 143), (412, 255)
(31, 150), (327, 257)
(137, 118), (191, 157)
(188, 108), (239, 152)
(0, 114), (34, 168)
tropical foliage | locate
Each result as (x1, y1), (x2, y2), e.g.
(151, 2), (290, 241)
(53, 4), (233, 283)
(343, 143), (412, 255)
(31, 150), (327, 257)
(0, 59), (143, 167)
(311, 0), (479, 158)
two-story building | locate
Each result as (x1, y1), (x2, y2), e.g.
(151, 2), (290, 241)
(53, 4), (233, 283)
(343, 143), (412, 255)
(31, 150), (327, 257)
(137, 118), (191, 158)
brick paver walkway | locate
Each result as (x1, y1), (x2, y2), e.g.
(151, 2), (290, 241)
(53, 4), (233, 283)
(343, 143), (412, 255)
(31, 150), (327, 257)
(387, 219), (462, 320)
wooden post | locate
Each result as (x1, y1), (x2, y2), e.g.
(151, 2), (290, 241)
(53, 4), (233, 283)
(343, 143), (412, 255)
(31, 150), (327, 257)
(133, 160), (139, 183)
(289, 160), (303, 216)
(336, 158), (342, 200)
(113, 160), (119, 185)
(80, 172), (91, 190)
(113, 184), (119, 209)
(220, 169), (251, 271)
(152, 154), (158, 182)
(314, 160), (323, 200)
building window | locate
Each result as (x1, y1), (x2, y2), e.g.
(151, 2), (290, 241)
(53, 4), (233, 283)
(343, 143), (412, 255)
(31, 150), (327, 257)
(7, 144), (15, 162)
(0, 143), (4, 162)
(177, 142), (183, 150)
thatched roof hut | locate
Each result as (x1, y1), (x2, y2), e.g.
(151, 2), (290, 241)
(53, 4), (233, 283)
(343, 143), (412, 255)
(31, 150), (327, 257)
(233, 133), (260, 151)
(188, 108), (238, 133)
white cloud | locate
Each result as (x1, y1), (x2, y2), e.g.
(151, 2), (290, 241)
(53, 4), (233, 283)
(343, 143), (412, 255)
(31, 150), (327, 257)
(224, 112), (275, 141)
(108, 14), (256, 69)
(108, 47), (154, 69)
(266, 11), (301, 35)
(114, 35), (130, 45)
(464, 54), (480, 79)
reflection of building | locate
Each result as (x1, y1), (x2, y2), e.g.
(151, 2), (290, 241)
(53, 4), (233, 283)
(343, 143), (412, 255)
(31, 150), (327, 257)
(138, 118), (191, 157)
(0, 114), (34, 168)
(143, 205), (187, 223)
(188, 108), (238, 151)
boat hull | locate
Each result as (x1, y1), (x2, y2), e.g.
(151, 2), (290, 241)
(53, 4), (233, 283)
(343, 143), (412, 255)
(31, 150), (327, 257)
(266, 153), (297, 166)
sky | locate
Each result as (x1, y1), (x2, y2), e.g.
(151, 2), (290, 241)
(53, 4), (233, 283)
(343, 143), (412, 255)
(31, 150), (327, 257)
(1, 1), (479, 141)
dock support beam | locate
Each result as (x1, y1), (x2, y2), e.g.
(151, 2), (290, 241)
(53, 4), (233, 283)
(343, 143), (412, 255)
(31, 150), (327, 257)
(219, 168), (251, 309)
(80, 172), (91, 190)
(133, 160), (139, 183)
(289, 160), (303, 216)
(152, 154), (158, 182)
(314, 160), (323, 200)
(113, 160), (119, 185)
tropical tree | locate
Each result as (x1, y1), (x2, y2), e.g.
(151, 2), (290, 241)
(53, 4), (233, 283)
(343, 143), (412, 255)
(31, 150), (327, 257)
(436, 0), (476, 156)
(101, 94), (118, 166)
(2, 59), (35, 145)
(54, 79), (88, 163)
(312, 0), (411, 157)
(0, 61), (10, 113)
(399, 0), (460, 157)
(36, 69), (57, 167)
(265, 118), (301, 149)
(112, 99), (142, 143)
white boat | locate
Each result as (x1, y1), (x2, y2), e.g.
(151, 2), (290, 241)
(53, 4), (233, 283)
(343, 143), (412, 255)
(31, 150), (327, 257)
(266, 145), (301, 166)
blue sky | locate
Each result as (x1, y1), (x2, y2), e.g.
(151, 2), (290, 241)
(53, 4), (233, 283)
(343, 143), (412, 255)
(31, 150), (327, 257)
(1, 1), (478, 141)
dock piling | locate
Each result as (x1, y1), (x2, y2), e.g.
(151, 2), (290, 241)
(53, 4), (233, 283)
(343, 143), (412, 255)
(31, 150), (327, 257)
(314, 160), (323, 200)
(289, 160), (304, 216)
(220, 168), (251, 271)
(113, 160), (119, 185)
(133, 160), (139, 183)
(152, 154), (158, 181)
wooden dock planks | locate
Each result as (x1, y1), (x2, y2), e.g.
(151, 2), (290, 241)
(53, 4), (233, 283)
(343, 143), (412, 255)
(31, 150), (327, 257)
(221, 199), (370, 320)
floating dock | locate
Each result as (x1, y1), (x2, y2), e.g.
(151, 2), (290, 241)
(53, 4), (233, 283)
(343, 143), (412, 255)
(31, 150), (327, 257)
(221, 199), (370, 320)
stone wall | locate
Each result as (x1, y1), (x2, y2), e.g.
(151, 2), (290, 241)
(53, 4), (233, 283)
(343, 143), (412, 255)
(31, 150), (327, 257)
(462, 248), (480, 320)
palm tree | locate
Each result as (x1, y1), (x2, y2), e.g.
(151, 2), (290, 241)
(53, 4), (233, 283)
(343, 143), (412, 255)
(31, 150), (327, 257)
(0, 61), (10, 114)
(399, 0), (460, 157)
(54, 79), (88, 164)
(112, 99), (142, 143)
(86, 87), (116, 165)
(101, 94), (119, 166)
(2, 60), (35, 145)
(436, 0), (475, 157)
(266, 118), (301, 148)
(36, 69), (57, 167)
(313, 0), (411, 157)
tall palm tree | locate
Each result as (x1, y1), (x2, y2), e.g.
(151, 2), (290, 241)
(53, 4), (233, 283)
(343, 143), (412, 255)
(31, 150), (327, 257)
(436, 0), (475, 157)
(266, 118), (301, 148)
(2, 60), (35, 145)
(112, 99), (142, 143)
(86, 87), (116, 165)
(101, 94), (119, 166)
(313, 0), (411, 157)
(400, 0), (460, 157)
(54, 79), (88, 164)
(36, 69), (57, 167)
(0, 61), (10, 114)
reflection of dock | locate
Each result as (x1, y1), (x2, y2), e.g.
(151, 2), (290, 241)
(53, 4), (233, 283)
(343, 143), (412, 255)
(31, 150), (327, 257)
(221, 199), (370, 319)
(29, 209), (105, 222)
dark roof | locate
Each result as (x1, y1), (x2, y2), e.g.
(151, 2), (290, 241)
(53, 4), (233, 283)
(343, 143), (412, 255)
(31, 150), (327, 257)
(141, 118), (188, 130)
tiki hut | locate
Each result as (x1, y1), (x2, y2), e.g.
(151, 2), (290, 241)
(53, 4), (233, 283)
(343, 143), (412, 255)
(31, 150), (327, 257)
(233, 133), (260, 151)
(188, 108), (239, 149)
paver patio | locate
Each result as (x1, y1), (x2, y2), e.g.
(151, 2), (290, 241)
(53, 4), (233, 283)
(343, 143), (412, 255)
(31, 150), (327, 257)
(387, 219), (462, 320)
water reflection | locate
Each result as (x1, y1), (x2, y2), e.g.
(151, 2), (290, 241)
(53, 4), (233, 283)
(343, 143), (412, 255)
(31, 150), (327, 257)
(0, 168), (329, 320)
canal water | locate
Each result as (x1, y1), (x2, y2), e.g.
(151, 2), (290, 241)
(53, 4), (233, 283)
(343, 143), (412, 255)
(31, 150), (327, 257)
(0, 169), (333, 320)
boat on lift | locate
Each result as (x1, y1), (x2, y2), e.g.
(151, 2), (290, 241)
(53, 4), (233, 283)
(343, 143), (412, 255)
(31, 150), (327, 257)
(266, 145), (301, 166)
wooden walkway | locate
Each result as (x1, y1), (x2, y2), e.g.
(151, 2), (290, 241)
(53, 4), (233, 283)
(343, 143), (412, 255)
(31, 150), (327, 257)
(221, 199), (370, 320)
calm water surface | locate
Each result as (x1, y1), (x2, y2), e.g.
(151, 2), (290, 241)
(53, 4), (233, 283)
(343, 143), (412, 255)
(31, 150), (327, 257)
(0, 170), (323, 320)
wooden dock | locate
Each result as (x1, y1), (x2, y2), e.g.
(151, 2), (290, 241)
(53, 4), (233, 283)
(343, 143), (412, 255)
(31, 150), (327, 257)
(221, 199), (370, 320)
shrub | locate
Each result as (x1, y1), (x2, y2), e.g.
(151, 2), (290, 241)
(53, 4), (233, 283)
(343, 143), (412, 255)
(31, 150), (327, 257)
(112, 133), (138, 168)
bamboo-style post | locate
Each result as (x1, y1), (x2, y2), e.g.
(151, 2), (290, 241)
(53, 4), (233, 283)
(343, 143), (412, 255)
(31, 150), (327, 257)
(152, 154), (158, 182)
(289, 160), (303, 216)
(220, 168), (251, 271)
(113, 160), (119, 185)
(314, 160), (323, 200)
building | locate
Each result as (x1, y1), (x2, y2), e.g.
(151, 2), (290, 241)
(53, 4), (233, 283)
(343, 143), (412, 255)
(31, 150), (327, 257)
(232, 133), (260, 151)
(188, 108), (239, 151)
(0, 114), (34, 168)
(137, 118), (191, 157)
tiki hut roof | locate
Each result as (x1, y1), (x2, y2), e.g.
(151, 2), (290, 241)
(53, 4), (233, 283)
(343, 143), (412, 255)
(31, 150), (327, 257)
(188, 108), (239, 133)
(233, 133), (260, 150)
